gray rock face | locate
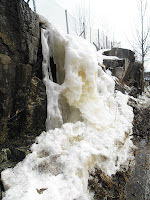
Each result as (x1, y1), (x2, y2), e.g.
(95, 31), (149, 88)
(123, 61), (142, 91)
(103, 59), (125, 70)
(103, 48), (135, 62)
(124, 99), (150, 200)
(0, 2), (47, 196)
(103, 48), (143, 96)
(144, 72), (150, 87)
(0, 0), (46, 146)
(103, 58), (125, 79)
(0, 0), (39, 64)
(0, 54), (16, 143)
(130, 102), (150, 138)
(124, 137), (150, 200)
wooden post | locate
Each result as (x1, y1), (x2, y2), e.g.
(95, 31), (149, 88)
(111, 41), (113, 49)
(98, 29), (100, 49)
(90, 27), (91, 43)
(83, 23), (86, 39)
(106, 36), (108, 49)
(33, 0), (36, 12)
(65, 10), (69, 34)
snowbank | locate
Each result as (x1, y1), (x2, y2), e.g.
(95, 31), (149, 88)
(1, 15), (135, 200)
(97, 49), (123, 63)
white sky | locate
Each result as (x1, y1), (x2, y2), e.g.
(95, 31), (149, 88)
(57, 0), (138, 48)
(27, 0), (150, 71)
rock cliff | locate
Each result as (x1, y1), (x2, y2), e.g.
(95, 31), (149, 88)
(0, 0), (46, 146)
(0, 0), (47, 184)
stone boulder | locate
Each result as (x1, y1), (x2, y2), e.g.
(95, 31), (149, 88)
(103, 48), (143, 96)
(103, 58), (125, 79)
(103, 48), (135, 62)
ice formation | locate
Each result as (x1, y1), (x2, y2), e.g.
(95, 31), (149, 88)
(1, 16), (135, 200)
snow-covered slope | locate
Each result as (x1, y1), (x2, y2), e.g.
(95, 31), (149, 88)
(1, 16), (135, 200)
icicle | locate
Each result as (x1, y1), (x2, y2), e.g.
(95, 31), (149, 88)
(41, 28), (63, 130)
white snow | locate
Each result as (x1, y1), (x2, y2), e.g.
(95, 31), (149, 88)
(1, 15), (135, 200)
(97, 49), (123, 63)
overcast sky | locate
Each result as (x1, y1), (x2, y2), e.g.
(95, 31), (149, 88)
(27, 0), (150, 71)
(57, 0), (138, 46)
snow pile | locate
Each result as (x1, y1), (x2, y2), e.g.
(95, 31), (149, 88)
(1, 16), (135, 200)
(97, 49), (123, 63)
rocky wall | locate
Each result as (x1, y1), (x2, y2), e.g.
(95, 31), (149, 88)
(0, 0), (46, 147)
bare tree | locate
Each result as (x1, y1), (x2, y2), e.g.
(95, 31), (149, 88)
(72, 1), (94, 40)
(33, 0), (36, 12)
(131, 0), (150, 92)
(95, 19), (120, 49)
(72, 2), (119, 50)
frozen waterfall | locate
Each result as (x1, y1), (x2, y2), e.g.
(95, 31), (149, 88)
(1, 15), (135, 200)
